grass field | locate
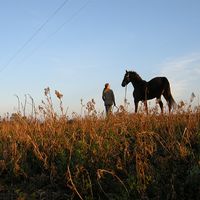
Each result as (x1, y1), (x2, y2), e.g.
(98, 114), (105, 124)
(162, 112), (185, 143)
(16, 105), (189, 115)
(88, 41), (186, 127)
(0, 89), (200, 199)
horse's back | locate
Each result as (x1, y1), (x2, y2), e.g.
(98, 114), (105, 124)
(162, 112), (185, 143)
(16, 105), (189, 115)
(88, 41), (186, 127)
(148, 76), (168, 83)
(147, 77), (169, 98)
(148, 77), (169, 88)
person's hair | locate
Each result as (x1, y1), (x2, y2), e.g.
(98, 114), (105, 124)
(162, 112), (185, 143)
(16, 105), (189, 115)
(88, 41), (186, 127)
(104, 83), (109, 89)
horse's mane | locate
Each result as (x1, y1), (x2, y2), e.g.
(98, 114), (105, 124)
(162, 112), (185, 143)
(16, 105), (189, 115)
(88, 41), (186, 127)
(129, 71), (143, 81)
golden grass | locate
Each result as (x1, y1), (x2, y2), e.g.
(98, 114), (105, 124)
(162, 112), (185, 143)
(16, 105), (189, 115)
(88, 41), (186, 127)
(0, 88), (200, 199)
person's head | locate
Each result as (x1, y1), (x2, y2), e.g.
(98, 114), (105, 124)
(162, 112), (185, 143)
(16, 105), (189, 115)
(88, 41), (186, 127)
(105, 83), (110, 90)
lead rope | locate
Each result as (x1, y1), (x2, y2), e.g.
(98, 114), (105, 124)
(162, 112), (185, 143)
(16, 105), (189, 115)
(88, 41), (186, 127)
(144, 85), (148, 114)
(124, 85), (128, 110)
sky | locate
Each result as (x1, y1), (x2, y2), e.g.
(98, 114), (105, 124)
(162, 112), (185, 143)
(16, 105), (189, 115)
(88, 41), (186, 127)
(0, 0), (200, 116)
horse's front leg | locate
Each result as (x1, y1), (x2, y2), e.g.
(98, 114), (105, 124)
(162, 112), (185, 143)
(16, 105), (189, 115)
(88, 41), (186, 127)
(144, 100), (148, 114)
(134, 100), (139, 113)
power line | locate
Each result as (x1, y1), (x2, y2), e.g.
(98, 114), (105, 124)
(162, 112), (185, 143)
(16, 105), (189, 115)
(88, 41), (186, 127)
(50, 0), (91, 37)
(0, 0), (70, 73)
(19, 0), (91, 65)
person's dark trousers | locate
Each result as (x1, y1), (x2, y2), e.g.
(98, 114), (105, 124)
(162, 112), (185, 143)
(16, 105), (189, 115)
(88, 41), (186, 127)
(105, 105), (112, 115)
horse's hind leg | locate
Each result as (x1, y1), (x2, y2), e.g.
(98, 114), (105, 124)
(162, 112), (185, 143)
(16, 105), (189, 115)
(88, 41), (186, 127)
(168, 102), (172, 113)
(163, 92), (172, 113)
(157, 98), (163, 114)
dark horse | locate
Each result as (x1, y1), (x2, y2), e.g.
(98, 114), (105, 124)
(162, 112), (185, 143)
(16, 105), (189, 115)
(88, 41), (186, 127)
(121, 70), (176, 113)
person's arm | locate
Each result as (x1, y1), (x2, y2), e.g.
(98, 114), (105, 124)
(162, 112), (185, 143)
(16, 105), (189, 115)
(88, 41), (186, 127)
(102, 90), (105, 101)
(112, 90), (116, 106)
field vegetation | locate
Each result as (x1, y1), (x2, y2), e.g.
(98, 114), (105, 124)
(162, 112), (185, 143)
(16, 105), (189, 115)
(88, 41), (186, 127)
(0, 88), (200, 199)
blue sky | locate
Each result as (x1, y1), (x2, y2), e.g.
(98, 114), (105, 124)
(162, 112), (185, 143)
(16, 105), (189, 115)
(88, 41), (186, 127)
(0, 0), (200, 116)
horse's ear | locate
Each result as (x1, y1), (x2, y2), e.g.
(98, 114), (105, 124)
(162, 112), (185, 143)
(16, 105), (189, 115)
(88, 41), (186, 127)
(126, 70), (128, 73)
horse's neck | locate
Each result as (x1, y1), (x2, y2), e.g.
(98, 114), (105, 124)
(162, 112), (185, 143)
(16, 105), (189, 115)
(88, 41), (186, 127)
(131, 78), (145, 88)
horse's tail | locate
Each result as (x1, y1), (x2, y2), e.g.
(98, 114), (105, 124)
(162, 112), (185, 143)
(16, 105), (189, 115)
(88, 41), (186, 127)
(163, 77), (177, 111)
(168, 94), (177, 109)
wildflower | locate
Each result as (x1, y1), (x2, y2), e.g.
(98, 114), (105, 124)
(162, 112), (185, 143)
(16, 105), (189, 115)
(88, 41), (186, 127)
(44, 87), (50, 96)
(38, 105), (43, 111)
(190, 92), (196, 103)
(178, 101), (185, 109)
(55, 90), (63, 99)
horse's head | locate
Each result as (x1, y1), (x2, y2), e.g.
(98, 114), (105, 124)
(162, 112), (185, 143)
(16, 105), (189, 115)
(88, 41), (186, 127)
(121, 70), (131, 87)
(122, 70), (142, 87)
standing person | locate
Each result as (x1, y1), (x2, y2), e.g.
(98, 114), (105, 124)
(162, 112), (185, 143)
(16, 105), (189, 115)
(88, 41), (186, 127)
(102, 83), (116, 115)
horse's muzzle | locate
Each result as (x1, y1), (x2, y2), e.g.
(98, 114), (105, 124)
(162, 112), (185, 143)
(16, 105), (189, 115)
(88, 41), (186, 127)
(121, 81), (126, 87)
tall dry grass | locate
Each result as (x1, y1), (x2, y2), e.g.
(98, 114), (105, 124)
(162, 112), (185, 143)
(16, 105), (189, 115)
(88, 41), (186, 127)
(0, 88), (200, 199)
